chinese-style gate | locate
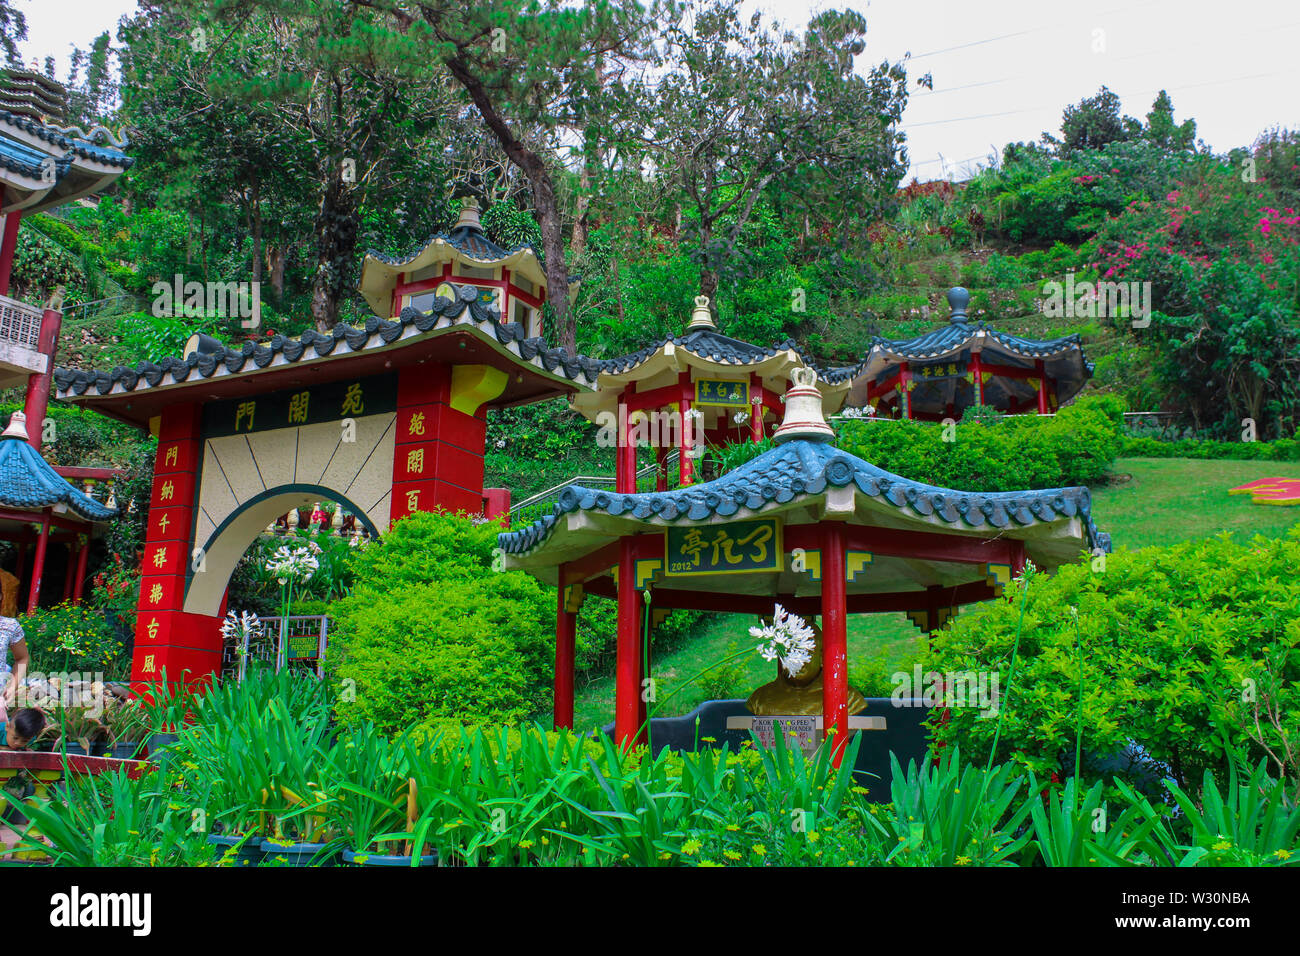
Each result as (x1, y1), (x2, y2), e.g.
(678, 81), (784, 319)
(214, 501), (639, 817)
(55, 288), (595, 688)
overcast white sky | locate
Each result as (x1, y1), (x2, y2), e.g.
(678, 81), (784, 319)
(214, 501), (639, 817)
(23, 0), (1300, 182)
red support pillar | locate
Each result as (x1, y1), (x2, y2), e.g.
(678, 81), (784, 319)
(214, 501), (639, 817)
(899, 363), (913, 420)
(0, 208), (21, 297)
(750, 374), (764, 442)
(554, 575), (576, 731)
(678, 373), (695, 487)
(970, 352), (985, 407)
(26, 513), (50, 615)
(23, 307), (63, 453)
(1035, 360), (1049, 415)
(614, 536), (644, 749)
(821, 522), (849, 766)
(617, 388), (636, 494)
(72, 535), (90, 603)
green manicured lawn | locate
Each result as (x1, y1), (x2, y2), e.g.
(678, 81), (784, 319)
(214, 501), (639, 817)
(571, 455), (1300, 731)
(1091, 457), (1300, 550)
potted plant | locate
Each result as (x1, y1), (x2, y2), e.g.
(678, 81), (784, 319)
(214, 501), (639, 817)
(51, 705), (108, 756)
(101, 699), (151, 760)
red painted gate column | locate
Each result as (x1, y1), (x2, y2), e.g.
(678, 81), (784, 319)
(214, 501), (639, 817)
(25, 513), (49, 614)
(131, 403), (223, 691)
(614, 536), (644, 749)
(391, 363), (491, 521)
(821, 522), (850, 766)
(554, 571), (576, 731)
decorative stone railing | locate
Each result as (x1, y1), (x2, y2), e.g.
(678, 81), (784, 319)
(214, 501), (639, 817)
(0, 293), (44, 349)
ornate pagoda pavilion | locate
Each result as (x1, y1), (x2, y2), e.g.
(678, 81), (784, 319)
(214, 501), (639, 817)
(0, 69), (130, 612)
(847, 287), (1094, 420)
(500, 368), (1109, 762)
(0, 412), (117, 613)
(358, 199), (574, 338)
(569, 295), (857, 492)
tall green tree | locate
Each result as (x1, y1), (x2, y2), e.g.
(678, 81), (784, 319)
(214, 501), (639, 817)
(637, 1), (908, 304)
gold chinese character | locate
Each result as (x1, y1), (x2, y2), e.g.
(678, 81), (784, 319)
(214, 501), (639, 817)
(165, 445), (178, 466)
(148, 583), (163, 605)
(341, 383), (364, 416)
(152, 546), (167, 569)
(142, 654), (156, 673)
(146, 619), (160, 641)
(288, 390), (310, 424)
(679, 529), (707, 568)
(160, 480), (174, 501)
(235, 401), (256, 431)
(409, 411), (426, 436)
(406, 447), (425, 475)
(406, 489), (420, 511)
(158, 514), (170, 534)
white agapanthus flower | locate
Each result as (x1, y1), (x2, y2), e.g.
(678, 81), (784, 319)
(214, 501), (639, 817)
(221, 609), (264, 640)
(751, 604), (818, 678)
(733, 410), (750, 425)
(265, 544), (320, 585)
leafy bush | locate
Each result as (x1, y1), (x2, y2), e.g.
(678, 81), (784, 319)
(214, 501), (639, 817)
(1122, 435), (1300, 461)
(328, 511), (555, 734)
(835, 394), (1125, 491)
(925, 530), (1300, 792)
(18, 601), (128, 679)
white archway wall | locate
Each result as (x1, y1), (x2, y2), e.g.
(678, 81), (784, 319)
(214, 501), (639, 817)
(192, 411), (396, 548)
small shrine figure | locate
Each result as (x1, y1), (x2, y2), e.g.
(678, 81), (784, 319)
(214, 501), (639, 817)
(746, 619), (869, 717)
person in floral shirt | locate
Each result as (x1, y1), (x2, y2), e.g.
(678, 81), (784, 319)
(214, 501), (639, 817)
(0, 616), (28, 711)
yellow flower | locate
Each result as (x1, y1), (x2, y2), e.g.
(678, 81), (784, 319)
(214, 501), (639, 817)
(751, 844), (766, 856)
(541, 836), (549, 846)
(682, 839), (703, 856)
(1274, 848), (1292, 860)
(725, 824), (739, 832)
(1212, 839), (1232, 851)
(518, 840), (534, 850)
(955, 855), (971, 866)
(659, 852), (672, 861)
(807, 831), (821, 843)
(699, 860), (723, 867)
(723, 850), (742, 860)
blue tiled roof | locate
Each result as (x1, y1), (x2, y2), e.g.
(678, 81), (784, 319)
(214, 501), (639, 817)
(55, 284), (601, 398)
(499, 438), (1110, 556)
(596, 326), (859, 383)
(0, 110), (132, 169)
(366, 222), (531, 267)
(0, 433), (117, 521)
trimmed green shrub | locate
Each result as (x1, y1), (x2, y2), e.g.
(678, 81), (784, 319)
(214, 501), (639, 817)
(925, 528), (1300, 791)
(328, 511), (554, 735)
(835, 394), (1125, 491)
(1122, 436), (1300, 462)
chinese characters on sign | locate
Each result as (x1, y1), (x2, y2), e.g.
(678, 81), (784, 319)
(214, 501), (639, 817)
(201, 374), (397, 439)
(665, 519), (781, 575)
(912, 361), (966, 380)
(694, 379), (750, 408)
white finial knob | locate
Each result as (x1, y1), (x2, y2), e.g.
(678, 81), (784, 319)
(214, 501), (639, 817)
(686, 295), (715, 330)
(772, 367), (834, 444)
(2, 412), (29, 440)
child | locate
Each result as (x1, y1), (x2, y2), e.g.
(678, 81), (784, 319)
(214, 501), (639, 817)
(0, 706), (45, 750)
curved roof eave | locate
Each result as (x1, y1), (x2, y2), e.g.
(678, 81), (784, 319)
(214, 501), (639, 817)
(499, 438), (1110, 566)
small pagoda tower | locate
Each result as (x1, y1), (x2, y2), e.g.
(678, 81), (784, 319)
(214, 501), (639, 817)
(357, 199), (568, 338)
(569, 296), (855, 491)
(847, 287), (1094, 420)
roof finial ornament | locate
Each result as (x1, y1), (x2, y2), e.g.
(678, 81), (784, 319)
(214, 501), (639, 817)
(773, 367), (834, 444)
(454, 196), (482, 231)
(2, 411), (29, 441)
(686, 294), (715, 330)
(947, 286), (970, 324)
